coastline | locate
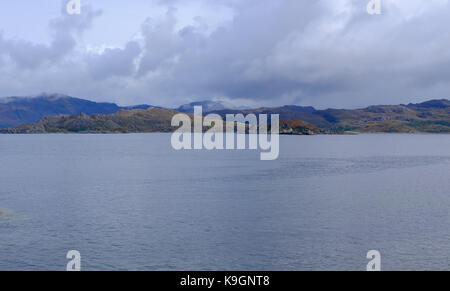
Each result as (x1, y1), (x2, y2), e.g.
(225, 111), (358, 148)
(1, 131), (449, 135)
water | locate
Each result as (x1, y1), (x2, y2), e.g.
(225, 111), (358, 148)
(0, 133), (449, 271)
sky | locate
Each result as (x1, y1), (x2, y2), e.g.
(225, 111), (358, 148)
(0, 0), (449, 108)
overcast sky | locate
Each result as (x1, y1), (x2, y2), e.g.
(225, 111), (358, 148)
(0, 0), (449, 108)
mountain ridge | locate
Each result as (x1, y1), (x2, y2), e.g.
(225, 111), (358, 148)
(0, 93), (153, 129)
(208, 99), (450, 133)
(0, 94), (449, 134)
(175, 100), (249, 114)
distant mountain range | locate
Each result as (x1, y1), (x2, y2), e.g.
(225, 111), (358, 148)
(1, 107), (323, 135)
(0, 94), (449, 134)
(175, 100), (248, 114)
(0, 93), (152, 129)
(209, 99), (450, 133)
(2, 108), (180, 134)
(0, 94), (240, 129)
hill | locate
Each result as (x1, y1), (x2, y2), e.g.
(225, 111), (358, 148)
(1, 97), (449, 134)
(1, 107), (322, 135)
(0, 93), (151, 129)
(209, 99), (450, 133)
(1, 107), (180, 134)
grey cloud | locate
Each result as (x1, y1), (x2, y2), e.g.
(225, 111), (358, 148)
(174, 0), (450, 107)
(0, 2), (101, 69)
(138, 8), (185, 75)
(1, 0), (450, 109)
(88, 41), (141, 80)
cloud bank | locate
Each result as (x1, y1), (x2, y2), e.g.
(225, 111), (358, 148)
(0, 0), (449, 108)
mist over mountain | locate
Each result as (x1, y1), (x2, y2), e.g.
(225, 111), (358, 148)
(176, 100), (248, 114)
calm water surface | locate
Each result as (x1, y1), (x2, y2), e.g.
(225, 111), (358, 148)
(0, 134), (449, 270)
